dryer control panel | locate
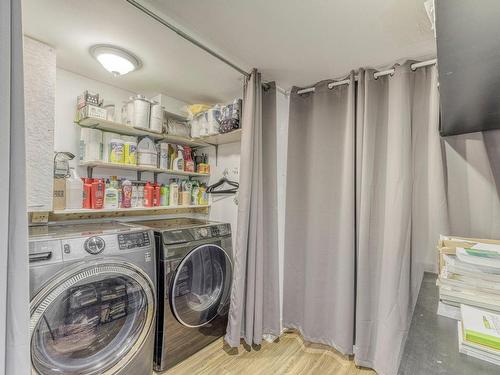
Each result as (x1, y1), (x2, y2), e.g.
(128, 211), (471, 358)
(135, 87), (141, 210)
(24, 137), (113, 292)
(118, 232), (151, 250)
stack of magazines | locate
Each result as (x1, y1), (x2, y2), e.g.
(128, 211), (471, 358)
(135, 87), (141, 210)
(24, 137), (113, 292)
(458, 305), (500, 365)
(437, 236), (500, 318)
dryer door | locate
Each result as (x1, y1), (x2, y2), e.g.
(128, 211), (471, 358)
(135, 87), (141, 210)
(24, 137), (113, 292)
(169, 244), (233, 328)
(30, 261), (155, 375)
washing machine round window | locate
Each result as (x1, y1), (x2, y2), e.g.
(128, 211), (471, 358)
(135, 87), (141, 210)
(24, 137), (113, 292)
(30, 262), (155, 375)
(169, 244), (232, 328)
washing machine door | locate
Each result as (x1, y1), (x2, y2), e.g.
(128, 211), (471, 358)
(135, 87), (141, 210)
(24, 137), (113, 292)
(170, 244), (233, 328)
(30, 261), (155, 375)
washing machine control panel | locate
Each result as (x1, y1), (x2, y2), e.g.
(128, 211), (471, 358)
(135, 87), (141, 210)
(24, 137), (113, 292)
(118, 231), (151, 250)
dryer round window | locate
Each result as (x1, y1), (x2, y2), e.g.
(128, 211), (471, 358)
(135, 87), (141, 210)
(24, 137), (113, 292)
(84, 236), (106, 254)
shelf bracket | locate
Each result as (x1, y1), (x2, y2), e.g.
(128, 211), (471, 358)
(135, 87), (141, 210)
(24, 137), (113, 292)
(153, 172), (159, 183)
(87, 166), (94, 179)
(137, 171), (142, 181)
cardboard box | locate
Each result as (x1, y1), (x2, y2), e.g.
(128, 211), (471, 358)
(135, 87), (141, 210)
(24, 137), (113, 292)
(53, 178), (66, 210)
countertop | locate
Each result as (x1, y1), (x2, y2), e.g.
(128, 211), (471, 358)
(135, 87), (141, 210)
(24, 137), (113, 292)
(398, 272), (499, 374)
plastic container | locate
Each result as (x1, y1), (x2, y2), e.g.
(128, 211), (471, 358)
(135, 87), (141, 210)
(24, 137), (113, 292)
(124, 97), (134, 126)
(158, 142), (170, 170)
(121, 180), (132, 208)
(144, 182), (154, 207)
(190, 115), (201, 138)
(104, 180), (119, 209)
(169, 180), (179, 206)
(65, 168), (83, 209)
(109, 138), (125, 164)
(206, 107), (220, 135)
(149, 101), (163, 133)
(137, 137), (158, 167)
(91, 179), (105, 209)
(132, 95), (151, 129)
(153, 183), (161, 207)
(160, 184), (169, 206)
(80, 128), (102, 161)
(124, 140), (137, 165)
(137, 184), (144, 208)
(83, 178), (93, 208)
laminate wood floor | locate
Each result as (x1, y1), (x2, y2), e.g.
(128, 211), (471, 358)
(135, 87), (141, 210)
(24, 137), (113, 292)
(156, 332), (376, 375)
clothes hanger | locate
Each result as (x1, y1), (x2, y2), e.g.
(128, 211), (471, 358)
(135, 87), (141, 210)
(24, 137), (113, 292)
(207, 177), (239, 194)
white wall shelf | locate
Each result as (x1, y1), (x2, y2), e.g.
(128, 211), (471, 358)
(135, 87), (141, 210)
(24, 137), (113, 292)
(52, 204), (209, 215)
(77, 116), (208, 147)
(49, 204), (211, 221)
(201, 129), (241, 145)
(77, 116), (241, 146)
(79, 160), (210, 178)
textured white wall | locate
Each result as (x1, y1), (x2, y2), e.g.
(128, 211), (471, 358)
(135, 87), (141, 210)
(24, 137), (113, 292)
(55, 68), (135, 181)
(24, 37), (56, 212)
(205, 143), (240, 249)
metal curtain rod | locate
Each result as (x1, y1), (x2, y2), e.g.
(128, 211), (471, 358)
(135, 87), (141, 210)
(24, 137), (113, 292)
(296, 58), (437, 95)
(125, 0), (251, 78)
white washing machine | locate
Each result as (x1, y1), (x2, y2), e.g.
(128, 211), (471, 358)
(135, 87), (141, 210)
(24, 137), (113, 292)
(29, 221), (156, 375)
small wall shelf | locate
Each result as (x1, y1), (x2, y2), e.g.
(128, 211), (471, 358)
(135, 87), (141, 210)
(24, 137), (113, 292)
(79, 160), (210, 180)
(202, 129), (242, 145)
(77, 116), (209, 147)
(49, 205), (210, 221)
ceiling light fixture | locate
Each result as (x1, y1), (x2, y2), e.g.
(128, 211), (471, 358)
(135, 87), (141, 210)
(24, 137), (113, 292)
(90, 44), (142, 76)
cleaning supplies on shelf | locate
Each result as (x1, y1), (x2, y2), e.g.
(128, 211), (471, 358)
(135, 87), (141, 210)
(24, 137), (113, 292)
(183, 146), (195, 172)
(158, 142), (170, 170)
(109, 138), (125, 164)
(65, 168), (83, 209)
(153, 182), (161, 207)
(169, 179), (179, 206)
(160, 184), (169, 206)
(83, 178), (92, 208)
(199, 183), (208, 205)
(104, 179), (119, 209)
(121, 179), (132, 208)
(144, 181), (154, 207)
(91, 179), (105, 209)
(123, 136), (137, 165)
(137, 137), (158, 167)
(137, 183), (144, 208)
(172, 145), (185, 171)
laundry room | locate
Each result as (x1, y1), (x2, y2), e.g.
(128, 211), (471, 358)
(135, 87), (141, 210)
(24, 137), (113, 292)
(3, 0), (500, 374)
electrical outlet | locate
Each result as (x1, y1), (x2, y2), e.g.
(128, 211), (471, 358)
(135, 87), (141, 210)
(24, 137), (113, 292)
(31, 212), (49, 224)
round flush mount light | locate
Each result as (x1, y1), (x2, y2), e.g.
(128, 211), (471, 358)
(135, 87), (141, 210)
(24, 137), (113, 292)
(90, 44), (142, 76)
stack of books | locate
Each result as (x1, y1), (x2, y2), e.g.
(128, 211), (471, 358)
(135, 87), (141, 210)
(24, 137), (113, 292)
(437, 236), (500, 318)
(458, 305), (500, 365)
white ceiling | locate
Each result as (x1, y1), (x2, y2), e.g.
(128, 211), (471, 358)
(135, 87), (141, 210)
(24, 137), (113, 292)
(22, 0), (436, 101)
(21, 0), (244, 104)
(145, 0), (436, 88)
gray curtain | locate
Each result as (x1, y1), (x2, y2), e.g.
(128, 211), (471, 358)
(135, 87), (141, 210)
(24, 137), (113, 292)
(283, 74), (356, 354)
(354, 63), (448, 375)
(225, 71), (281, 347)
(0, 0), (30, 374)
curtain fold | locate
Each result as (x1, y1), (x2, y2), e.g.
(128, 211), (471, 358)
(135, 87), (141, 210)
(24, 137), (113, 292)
(354, 63), (448, 375)
(283, 74), (356, 354)
(0, 1), (30, 374)
(225, 71), (281, 347)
